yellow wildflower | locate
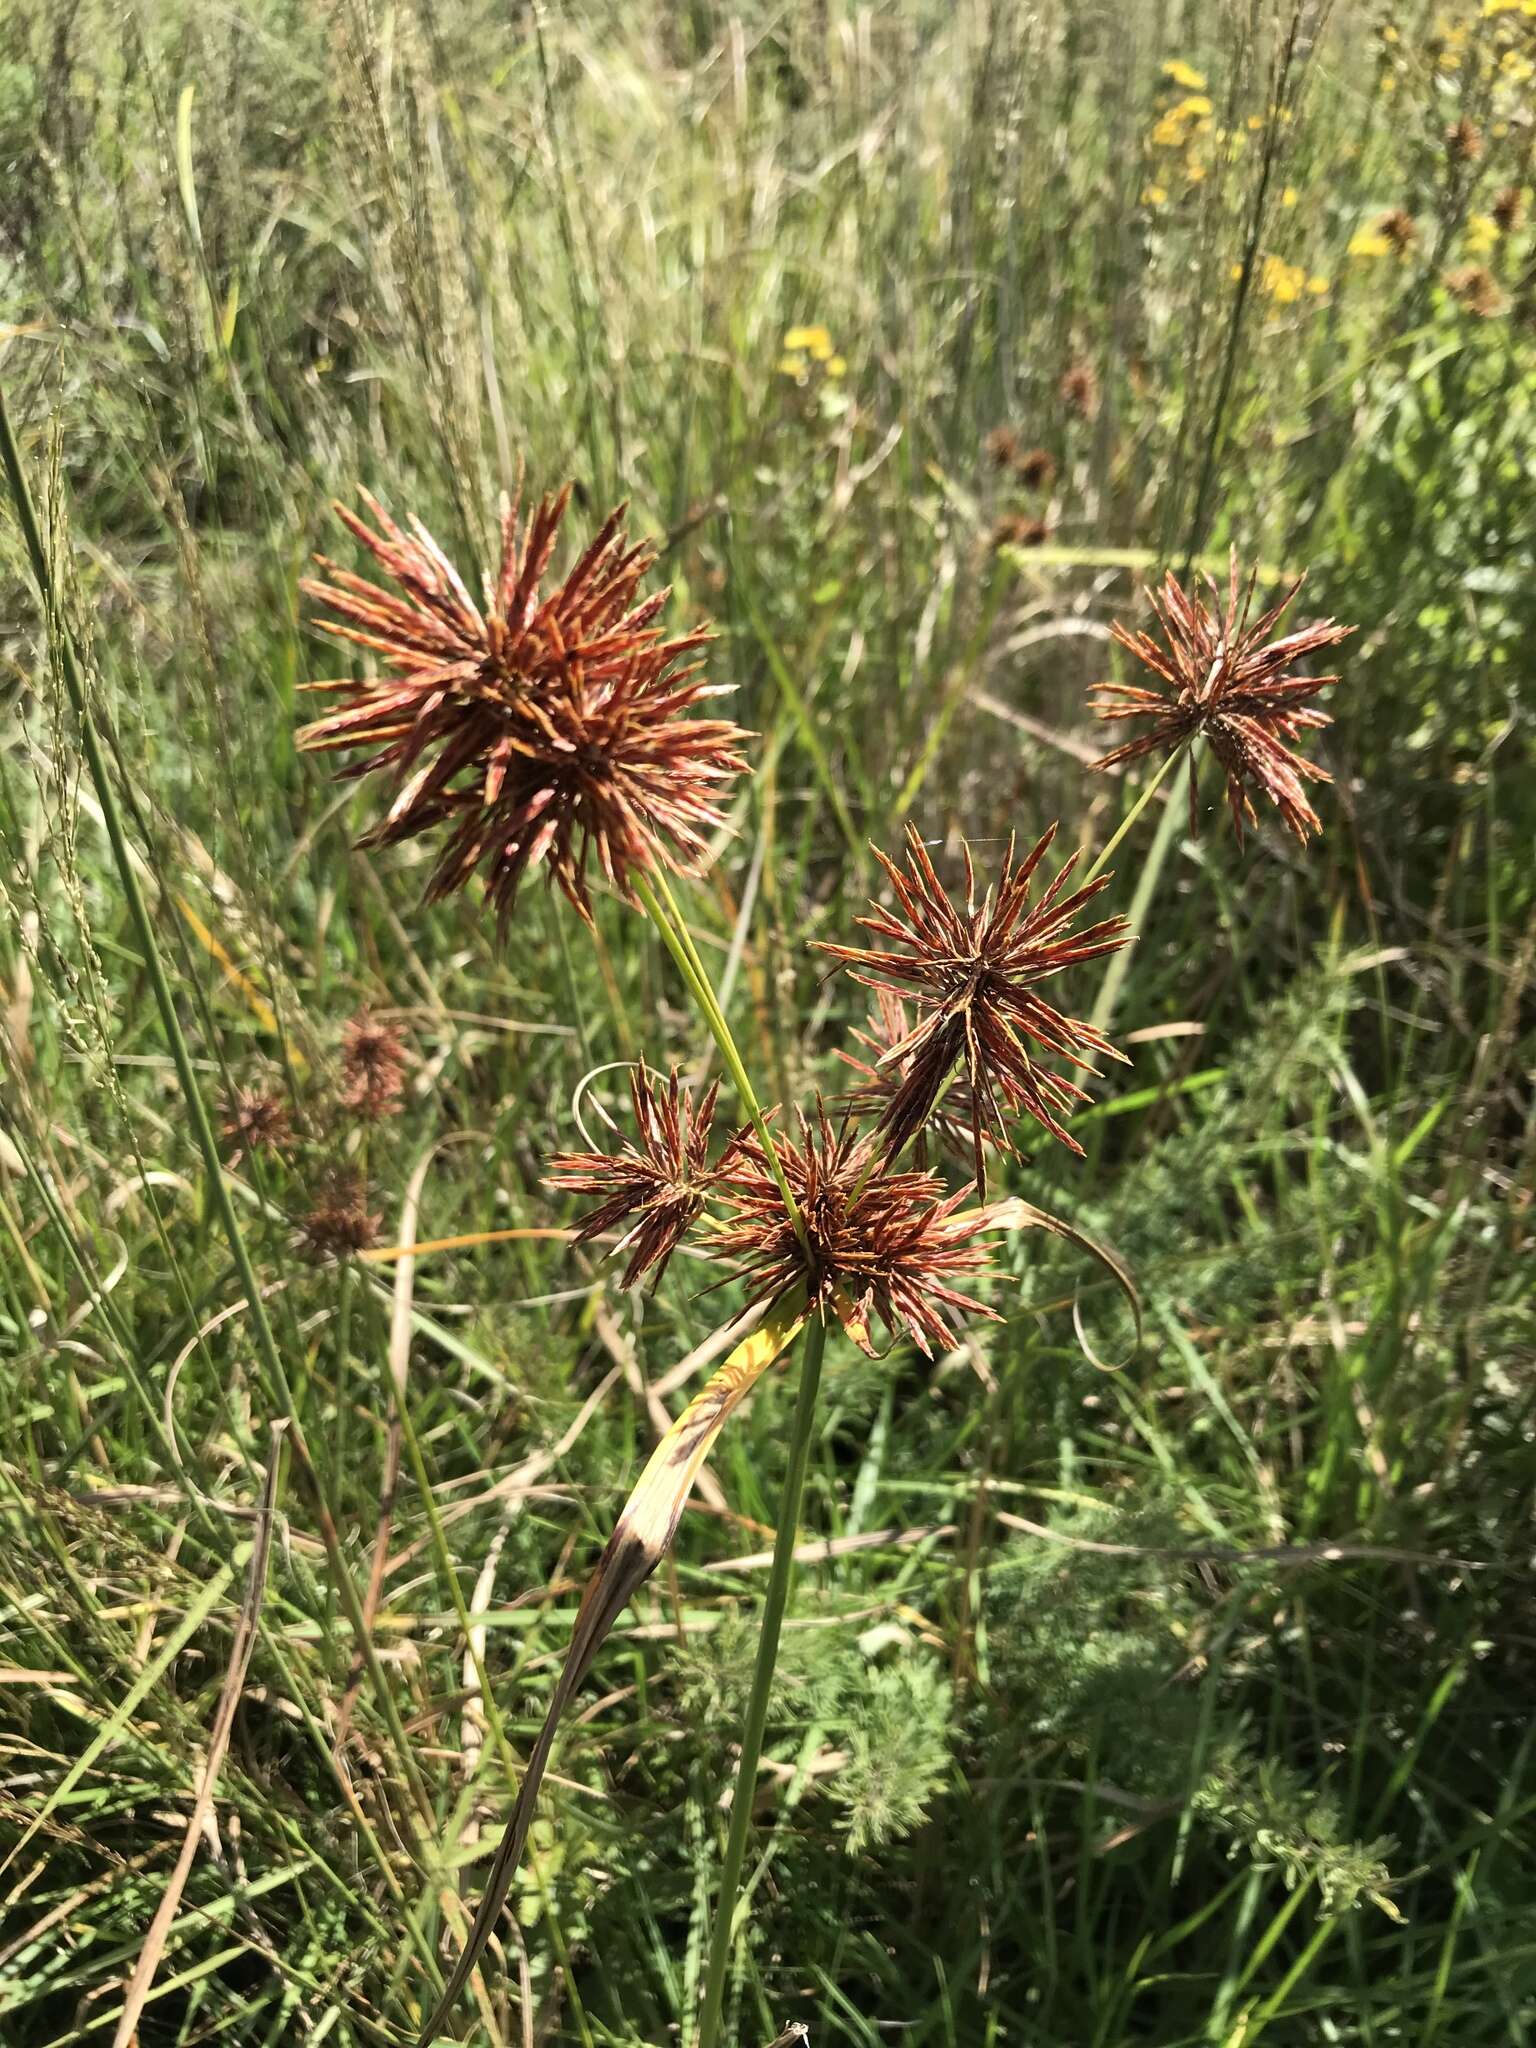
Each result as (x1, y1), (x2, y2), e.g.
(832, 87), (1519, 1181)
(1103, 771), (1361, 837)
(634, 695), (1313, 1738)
(1306, 275), (1330, 296)
(782, 325), (832, 356)
(1259, 254), (1308, 304)
(826, 356), (847, 378)
(1466, 214), (1500, 254)
(1161, 59), (1208, 89)
(1187, 159), (1207, 182)
(777, 353), (808, 379)
(1349, 228), (1392, 258)
(1281, 186), (1299, 207)
(1142, 183), (1169, 205)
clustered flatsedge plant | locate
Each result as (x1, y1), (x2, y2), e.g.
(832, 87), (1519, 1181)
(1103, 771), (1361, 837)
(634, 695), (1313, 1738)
(294, 483), (1354, 2048)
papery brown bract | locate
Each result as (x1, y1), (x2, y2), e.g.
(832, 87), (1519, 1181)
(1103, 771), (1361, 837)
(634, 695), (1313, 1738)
(1444, 265), (1504, 318)
(821, 826), (1129, 1188)
(298, 488), (749, 926)
(547, 1065), (739, 1290)
(1090, 554), (1353, 845)
(714, 1105), (1001, 1358)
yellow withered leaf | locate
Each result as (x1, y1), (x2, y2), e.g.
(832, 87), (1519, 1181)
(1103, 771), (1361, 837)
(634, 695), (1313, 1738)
(416, 1291), (809, 2046)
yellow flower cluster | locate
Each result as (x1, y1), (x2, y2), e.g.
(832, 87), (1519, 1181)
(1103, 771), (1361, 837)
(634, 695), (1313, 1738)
(1237, 254), (1329, 303)
(778, 325), (847, 382)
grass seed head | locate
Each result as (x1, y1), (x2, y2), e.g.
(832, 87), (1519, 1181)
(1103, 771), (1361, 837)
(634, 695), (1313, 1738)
(298, 488), (749, 926)
(218, 1086), (291, 1161)
(339, 1007), (407, 1122)
(298, 1165), (380, 1261)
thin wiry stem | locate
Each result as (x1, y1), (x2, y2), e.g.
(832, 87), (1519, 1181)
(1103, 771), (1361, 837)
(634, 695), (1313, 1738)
(694, 1308), (828, 2048)
(632, 871), (804, 1242)
(1081, 740), (1187, 889)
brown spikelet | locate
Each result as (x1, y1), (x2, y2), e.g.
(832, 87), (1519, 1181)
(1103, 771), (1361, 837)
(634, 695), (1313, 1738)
(546, 1065), (742, 1289)
(297, 488), (749, 927)
(714, 1104), (1003, 1357)
(1444, 265), (1505, 318)
(1059, 361), (1100, 420)
(1377, 208), (1417, 254)
(1013, 446), (1057, 491)
(298, 1166), (380, 1262)
(1491, 186), (1525, 235)
(991, 513), (1051, 552)
(1445, 118), (1482, 166)
(1090, 552), (1354, 846)
(219, 1087), (290, 1163)
(984, 425), (1023, 469)
(820, 825), (1130, 1187)
(837, 988), (993, 1173)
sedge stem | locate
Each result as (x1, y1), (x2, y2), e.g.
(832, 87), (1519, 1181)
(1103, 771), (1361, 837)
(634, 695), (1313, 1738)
(1089, 751), (1193, 1038)
(694, 1308), (827, 2048)
(1081, 741), (1186, 890)
(632, 872), (804, 1243)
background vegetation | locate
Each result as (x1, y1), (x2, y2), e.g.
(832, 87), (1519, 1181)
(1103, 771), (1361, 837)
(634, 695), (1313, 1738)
(2, 0), (1534, 2043)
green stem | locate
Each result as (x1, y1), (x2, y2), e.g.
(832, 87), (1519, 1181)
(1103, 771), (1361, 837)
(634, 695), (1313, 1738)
(694, 1308), (828, 2048)
(1081, 741), (1186, 890)
(1089, 752), (1193, 1038)
(0, 382), (433, 1821)
(632, 871), (803, 1242)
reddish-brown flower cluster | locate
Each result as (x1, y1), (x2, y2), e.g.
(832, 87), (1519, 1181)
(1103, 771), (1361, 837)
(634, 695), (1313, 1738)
(298, 487), (748, 926)
(1445, 118), (1482, 165)
(1377, 208), (1417, 254)
(1090, 555), (1354, 845)
(339, 1007), (407, 1122)
(991, 513), (1051, 552)
(219, 1086), (291, 1162)
(547, 1065), (742, 1289)
(1491, 185), (1525, 235)
(298, 1166), (381, 1262)
(1014, 447), (1057, 492)
(821, 825), (1129, 1187)
(712, 1106), (1002, 1357)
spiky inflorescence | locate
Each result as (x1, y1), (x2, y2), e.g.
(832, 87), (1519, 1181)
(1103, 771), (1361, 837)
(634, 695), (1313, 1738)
(821, 825), (1129, 1187)
(219, 1086), (290, 1162)
(837, 988), (992, 1173)
(297, 488), (749, 926)
(1014, 446), (1057, 492)
(714, 1105), (1002, 1357)
(298, 1166), (380, 1262)
(1445, 118), (1482, 165)
(339, 1007), (407, 1123)
(1090, 554), (1354, 845)
(1378, 208), (1417, 253)
(547, 1065), (740, 1290)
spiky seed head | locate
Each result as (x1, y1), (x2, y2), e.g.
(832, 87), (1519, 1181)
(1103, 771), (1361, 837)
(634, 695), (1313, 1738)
(298, 488), (750, 927)
(714, 1104), (1002, 1357)
(1090, 552), (1354, 846)
(547, 1065), (741, 1290)
(820, 825), (1130, 1188)
(298, 1166), (381, 1262)
(1014, 446), (1057, 492)
(1444, 264), (1504, 318)
(1060, 361), (1100, 420)
(219, 1087), (291, 1162)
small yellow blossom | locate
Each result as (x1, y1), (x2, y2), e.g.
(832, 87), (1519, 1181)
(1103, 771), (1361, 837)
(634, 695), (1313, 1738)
(1142, 182), (1169, 205)
(1161, 59), (1208, 89)
(1349, 228), (1392, 258)
(1259, 254), (1308, 304)
(782, 325), (832, 356)
(1501, 50), (1533, 80)
(1187, 159), (1207, 182)
(1380, 71), (1398, 93)
(1281, 186), (1299, 207)
(1306, 275), (1330, 295)
(826, 356), (847, 378)
(1381, 21), (1400, 38)
(1466, 213), (1501, 254)
(1247, 114), (1264, 131)
(777, 353), (808, 379)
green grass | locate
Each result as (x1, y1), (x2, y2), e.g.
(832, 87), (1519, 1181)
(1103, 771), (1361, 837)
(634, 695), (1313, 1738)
(2, 1), (1535, 2044)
